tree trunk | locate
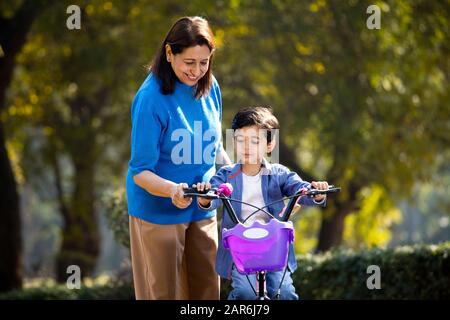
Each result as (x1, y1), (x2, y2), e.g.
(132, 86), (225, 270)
(316, 187), (358, 252)
(0, 0), (49, 293)
(0, 121), (22, 292)
(315, 205), (347, 252)
(56, 154), (100, 282)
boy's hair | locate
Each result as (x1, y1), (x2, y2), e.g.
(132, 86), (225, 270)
(231, 106), (279, 144)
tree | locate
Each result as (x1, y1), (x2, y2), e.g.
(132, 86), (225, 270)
(0, 0), (55, 293)
(7, 0), (194, 281)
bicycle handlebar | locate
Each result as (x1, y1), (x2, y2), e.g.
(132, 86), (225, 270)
(183, 187), (219, 199)
(183, 184), (341, 224)
(279, 186), (341, 221)
(303, 186), (341, 196)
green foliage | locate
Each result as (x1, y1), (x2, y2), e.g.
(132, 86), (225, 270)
(3, 243), (448, 299)
(208, 0), (450, 249)
(293, 242), (450, 299)
(102, 187), (130, 249)
(0, 279), (134, 300)
(344, 185), (402, 248)
(294, 207), (322, 254)
(2, 0), (448, 276)
(0, 286), (77, 300)
(76, 280), (134, 300)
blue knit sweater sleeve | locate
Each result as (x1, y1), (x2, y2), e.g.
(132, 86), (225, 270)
(128, 89), (165, 177)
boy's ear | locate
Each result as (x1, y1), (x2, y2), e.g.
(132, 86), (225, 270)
(267, 139), (277, 153)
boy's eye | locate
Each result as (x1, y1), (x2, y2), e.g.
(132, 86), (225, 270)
(251, 138), (259, 145)
(236, 137), (245, 143)
(185, 62), (194, 65)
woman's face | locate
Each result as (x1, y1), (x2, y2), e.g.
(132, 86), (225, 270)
(166, 44), (211, 86)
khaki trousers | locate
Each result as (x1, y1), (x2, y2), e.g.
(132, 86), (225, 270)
(129, 215), (220, 300)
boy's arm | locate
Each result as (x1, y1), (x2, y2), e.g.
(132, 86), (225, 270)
(281, 168), (327, 207)
(197, 167), (227, 211)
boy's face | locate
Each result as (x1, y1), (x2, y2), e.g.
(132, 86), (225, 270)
(234, 125), (275, 165)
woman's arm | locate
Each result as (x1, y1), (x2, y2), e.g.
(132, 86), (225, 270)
(216, 142), (232, 166)
(133, 170), (192, 209)
(133, 170), (177, 197)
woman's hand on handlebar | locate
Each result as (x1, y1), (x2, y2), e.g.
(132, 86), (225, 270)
(311, 181), (329, 202)
(171, 183), (192, 209)
(192, 182), (213, 208)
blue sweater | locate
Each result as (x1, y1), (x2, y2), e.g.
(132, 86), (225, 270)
(126, 73), (222, 224)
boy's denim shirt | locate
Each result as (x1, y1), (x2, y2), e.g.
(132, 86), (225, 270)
(198, 158), (326, 279)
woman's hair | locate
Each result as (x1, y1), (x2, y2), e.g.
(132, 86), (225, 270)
(149, 16), (216, 99)
(231, 106), (280, 144)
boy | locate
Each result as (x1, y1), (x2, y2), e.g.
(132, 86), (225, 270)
(194, 106), (329, 300)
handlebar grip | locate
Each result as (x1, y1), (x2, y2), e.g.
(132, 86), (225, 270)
(183, 187), (211, 194)
(183, 187), (218, 199)
(305, 187), (341, 196)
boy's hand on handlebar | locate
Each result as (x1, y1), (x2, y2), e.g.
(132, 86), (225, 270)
(193, 182), (213, 207)
(311, 181), (329, 202)
(171, 183), (192, 209)
(192, 182), (212, 192)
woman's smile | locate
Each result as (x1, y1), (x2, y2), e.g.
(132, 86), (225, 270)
(185, 73), (199, 82)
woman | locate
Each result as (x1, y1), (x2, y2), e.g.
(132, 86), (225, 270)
(126, 16), (230, 300)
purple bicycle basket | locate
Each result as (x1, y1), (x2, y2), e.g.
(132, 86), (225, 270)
(222, 219), (294, 275)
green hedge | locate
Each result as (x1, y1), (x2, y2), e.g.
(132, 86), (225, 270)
(292, 242), (450, 299)
(2, 242), (448, 299)
(0, 280), (134, 300)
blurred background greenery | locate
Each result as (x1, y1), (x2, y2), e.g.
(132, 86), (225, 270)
(0, 0), (448, 298)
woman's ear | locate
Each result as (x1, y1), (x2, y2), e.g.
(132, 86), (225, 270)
(165, 44), (172, 62)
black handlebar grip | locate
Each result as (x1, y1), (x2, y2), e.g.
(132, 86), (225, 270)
(183, 187), (218, 198)
(306, 187), (341, 196)
(183, 187), (211, 194)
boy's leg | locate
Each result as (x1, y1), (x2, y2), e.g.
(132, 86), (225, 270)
(266, 270), (298, 300)
(228, 266), (258, 300)
(129, 215), (189, 300)
(184, 216), (220, 300)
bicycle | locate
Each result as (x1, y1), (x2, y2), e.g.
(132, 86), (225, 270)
(184, 182), (341, 300)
